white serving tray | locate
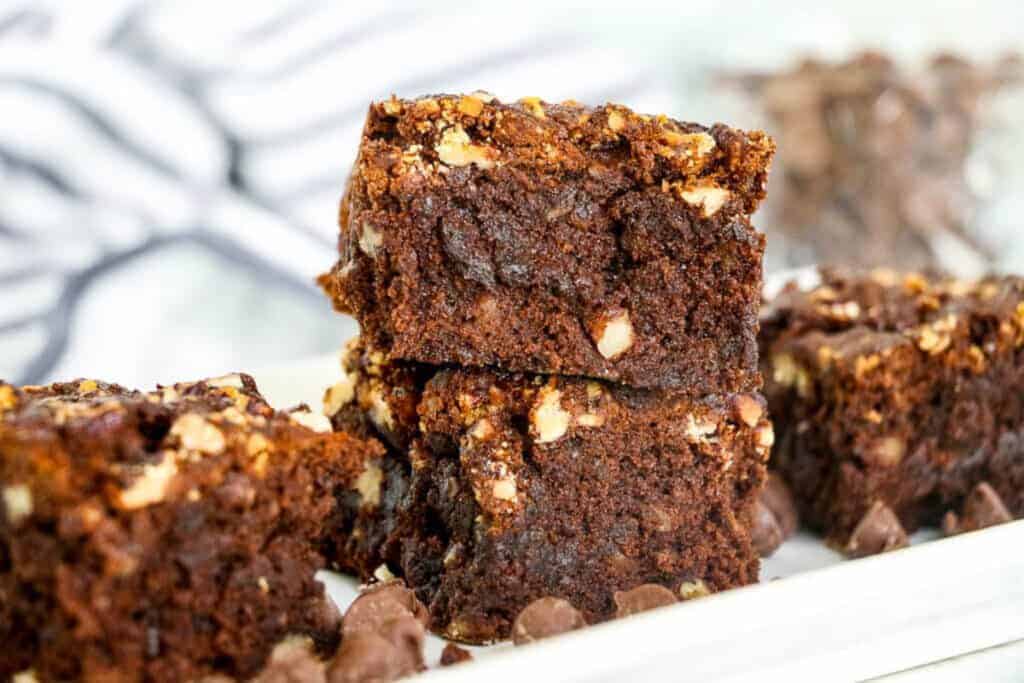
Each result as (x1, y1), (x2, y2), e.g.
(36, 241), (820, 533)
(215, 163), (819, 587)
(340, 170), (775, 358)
(253, 353), (1024, 682)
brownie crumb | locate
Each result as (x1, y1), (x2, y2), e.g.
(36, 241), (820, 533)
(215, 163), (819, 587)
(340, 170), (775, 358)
(439, 643), (473, 666)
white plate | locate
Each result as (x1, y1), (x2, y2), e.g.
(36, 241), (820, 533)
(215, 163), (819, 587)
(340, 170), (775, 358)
(252, 353), (1024, 682)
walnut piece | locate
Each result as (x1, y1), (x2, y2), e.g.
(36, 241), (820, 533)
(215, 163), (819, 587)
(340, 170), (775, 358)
(679, 182), (731, 217)
(435, 125), (497, 169)
(289, 410), (332, 434)
(531, 385), (570, 444)
(323, 375), (355, 417)
(591, 309), (634, 360)
(355, 461), (383, 507)
(170, 414), (226, 455)
(118, 453), (178, 510)
(2, 484), (32, 525)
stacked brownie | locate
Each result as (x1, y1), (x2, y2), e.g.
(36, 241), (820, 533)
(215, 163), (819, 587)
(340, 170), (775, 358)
(319, 94), (776, 642)
(762, 268), (1024, 553)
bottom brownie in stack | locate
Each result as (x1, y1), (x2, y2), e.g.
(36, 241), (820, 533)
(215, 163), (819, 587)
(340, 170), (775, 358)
(326, 339), (772, 644)
(0, 375), (383, 682)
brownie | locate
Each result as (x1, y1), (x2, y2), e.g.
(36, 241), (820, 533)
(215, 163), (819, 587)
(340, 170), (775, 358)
(761, 267), (1024, 546)
(0, 374), (383, 682)
(735, 52), (1019, 271)
(327, 340), (771, 644)
(318, 94), (774, 391)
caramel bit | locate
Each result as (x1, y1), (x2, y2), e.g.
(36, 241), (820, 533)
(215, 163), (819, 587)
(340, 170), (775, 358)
(914, 314), (957, 354)
(0, 385), (17, 411)
(519, 96), (546, 118)
(903, 273), (928, 294)
(435, 125), (498, 169)
(864, 437), (905, 467)
(382, 97), (403, 116)
(457, 94), (485, 117)
(78, 379), (98, 393)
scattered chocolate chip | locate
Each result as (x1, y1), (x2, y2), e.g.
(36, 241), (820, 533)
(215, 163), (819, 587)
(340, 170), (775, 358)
(942, 482), (1013, 536)
(341, 581), (428, 638)
(843, 501), (909, 558)
(613, 584), (677, 618)
(751, 499), (785, 557)
(378, 613), (426, 673)
(440, 643), (473, 666)
(326, 632), (413, 683)
(511, 597), (587, 645)
(252, 637), (327, 683)
(761, 472), (799, 539)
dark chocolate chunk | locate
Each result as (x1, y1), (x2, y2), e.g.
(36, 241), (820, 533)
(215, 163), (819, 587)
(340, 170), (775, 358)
(843, 501), (909, 558)
(943, 482), (1013, 535)
(439, 643), (473, 666)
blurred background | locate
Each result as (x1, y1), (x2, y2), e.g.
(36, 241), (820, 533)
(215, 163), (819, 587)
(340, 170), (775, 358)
(1, 0), (1022, 387)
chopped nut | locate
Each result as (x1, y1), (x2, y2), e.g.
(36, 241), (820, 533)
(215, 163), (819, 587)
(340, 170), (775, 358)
(531, 385), (570, 444)
(373, 564), (396, 582)
(355, 461), (383, 507)
(414, 98), (440, 115)
(365, 385), (395, 430)
(519, 96), (546, 118)
(323, 375), (355, 416)
(854, 354), (881, 378)
(492, 476), (517, 501)
(678, 182), (731, 217)
(382, 98), (402, 115)
(469, 418), (495, 441)
(289, 410), (332, 433)
(457, 94), (484, 116)
(207, 374), (244, 389)
(903, 273), (928, 294)
(3, 484), (33, 525)
(733, 395), (763, 427)
(607, 110), (625, 132)
(435, 125), (497, 169)
(575, 413), (605, 428)
(469, 90), (495, 103)
(170, 413), (226, 454)
(258, 576), (270, 594)
(684, 414), (718, 441)
(12, 670), (39, 683)
(864, 437), (905, 467)
(756, 424), (775, 450)
(771, 353), (812, 397)
(591, 309), (634, 360)
(118, 453), (178, 510)
(678, 580), (710, 600)
(359, 222), (383, 257)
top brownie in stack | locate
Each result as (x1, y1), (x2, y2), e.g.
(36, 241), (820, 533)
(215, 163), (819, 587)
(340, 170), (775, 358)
(319, 94), (775, 391)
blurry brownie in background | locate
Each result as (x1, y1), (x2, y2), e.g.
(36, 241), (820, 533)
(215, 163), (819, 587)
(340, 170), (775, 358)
(761, 268), (1024, 552)
(0, 375), (382, 682)
(319, 93), (774, 392)
(327, 339), (771, 643)
(736, 52), (1020, 273)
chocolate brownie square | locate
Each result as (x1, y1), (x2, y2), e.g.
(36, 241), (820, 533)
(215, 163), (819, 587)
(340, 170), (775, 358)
(0, 375), (382, 682)
(318, 94), (774, 391)
(761, 268), (1024, 548)
(326, 340), (771, 643)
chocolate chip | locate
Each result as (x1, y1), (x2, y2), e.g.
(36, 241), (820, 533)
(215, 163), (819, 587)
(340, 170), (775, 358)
(942, 482), (1013, 536)
(440, 643), (473, 666)
(761, 472), (799, 539)
(252, 637), (326, 683)
(751, 500), (785, 557)
(511, 597), (586, 645)
(613, 584), (677, 618)
(326, 632), (412, 683)
(341, 581), (428, 638)
(843, 501), (908, 558)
